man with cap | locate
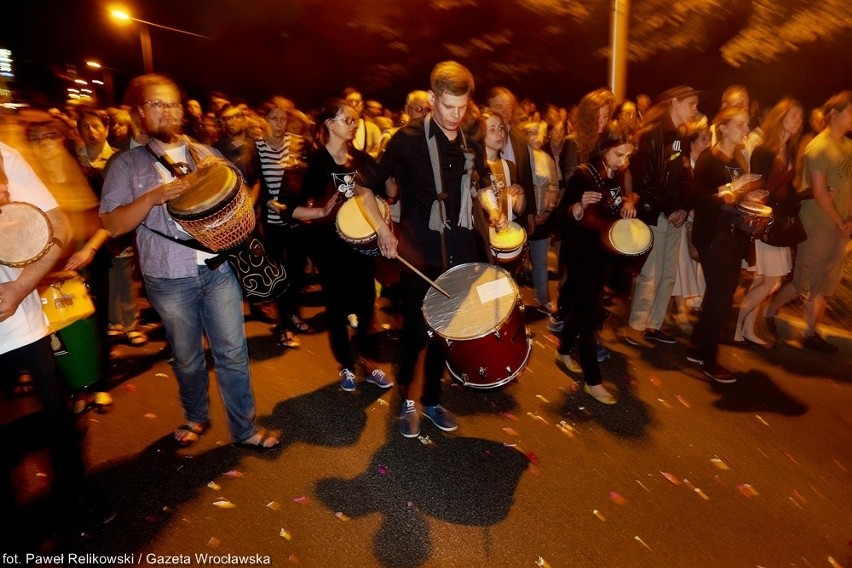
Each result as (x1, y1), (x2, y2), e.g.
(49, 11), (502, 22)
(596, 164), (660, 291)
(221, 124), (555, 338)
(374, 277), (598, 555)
(622, 86), (701, 347)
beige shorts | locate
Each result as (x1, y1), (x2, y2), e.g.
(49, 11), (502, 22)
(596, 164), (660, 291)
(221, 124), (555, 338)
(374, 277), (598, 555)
(793, 224), (849, 299)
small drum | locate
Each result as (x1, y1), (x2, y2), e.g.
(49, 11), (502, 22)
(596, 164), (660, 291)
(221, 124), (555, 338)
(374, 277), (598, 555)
(167, 162), (255, 251)
(51, 317), (101, 390)
(39, 271), (96, 334)
(0, 202), (54, 267)
(489, 222), (527, 263)
(422, 262), (531, 389)
(336, 196), (391, 256)
(735, 202), (773, 239)
(607, 218), (654, 256)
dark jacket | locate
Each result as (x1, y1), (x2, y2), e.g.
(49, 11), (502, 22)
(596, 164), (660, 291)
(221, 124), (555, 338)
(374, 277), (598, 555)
(632, 114), (688, 225)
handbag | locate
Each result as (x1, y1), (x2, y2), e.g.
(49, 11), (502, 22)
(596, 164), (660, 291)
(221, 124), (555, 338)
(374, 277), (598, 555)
(762, 212), (807, 247)
(144, 225), (289, 303)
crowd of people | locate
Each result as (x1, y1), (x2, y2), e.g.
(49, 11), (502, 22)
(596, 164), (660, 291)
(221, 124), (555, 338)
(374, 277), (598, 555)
(1, 60), (850, 539)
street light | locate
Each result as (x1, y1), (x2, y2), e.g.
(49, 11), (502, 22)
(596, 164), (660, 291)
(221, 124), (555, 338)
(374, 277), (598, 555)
(86, 60), (116, 106)
(109, 8), (211, 74)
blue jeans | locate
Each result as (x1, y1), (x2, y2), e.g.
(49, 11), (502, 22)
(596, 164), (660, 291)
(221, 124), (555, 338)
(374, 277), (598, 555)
(528, 238), (551, 306)
(144, 264), (257, 442)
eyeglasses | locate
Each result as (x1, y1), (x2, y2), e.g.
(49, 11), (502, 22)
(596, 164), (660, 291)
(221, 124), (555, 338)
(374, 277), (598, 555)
(332, 117), (358, 126)
(221, 113), (246, 122)
(143, 100), (183, 112)
(28, 133), (62, 143)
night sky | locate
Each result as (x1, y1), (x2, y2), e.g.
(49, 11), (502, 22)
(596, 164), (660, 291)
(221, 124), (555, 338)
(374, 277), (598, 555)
(2, 0), (851, 114)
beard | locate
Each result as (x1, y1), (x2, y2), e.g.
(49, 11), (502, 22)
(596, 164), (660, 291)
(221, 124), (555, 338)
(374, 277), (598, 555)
(149, 123), (182, 144)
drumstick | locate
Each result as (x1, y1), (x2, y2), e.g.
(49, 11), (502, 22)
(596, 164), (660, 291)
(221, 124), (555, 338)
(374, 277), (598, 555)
(396, 255), (451, 298)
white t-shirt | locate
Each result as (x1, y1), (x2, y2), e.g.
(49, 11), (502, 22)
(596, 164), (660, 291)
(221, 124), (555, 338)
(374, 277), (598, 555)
(0, 142), (59, 355)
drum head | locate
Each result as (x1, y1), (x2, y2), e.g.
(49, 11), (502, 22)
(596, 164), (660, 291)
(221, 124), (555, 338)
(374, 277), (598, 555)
(738, 202), (772, 216)
(423, 263), (518, 340)
(336, 196), (389, 241)
(168, 164), (238, 216)
(608, 218), (652, 256)
(489, 222), (526, 251)
(0, 202), (52, 267)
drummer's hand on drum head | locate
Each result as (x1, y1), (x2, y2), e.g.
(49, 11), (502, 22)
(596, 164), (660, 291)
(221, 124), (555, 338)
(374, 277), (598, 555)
(620, 199), (636, 219)
(377, 227), (398, 259)
(152, 178), (190, 206)
(733, 173), (762, 193)
(744, 188), (769, 203)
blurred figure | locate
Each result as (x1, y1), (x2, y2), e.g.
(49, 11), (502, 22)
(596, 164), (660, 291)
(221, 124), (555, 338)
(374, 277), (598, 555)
(711, 85), (750, 145)
(522, 120), (559, 314)
(184, 98), (206, 142)
(794, 107), (826, 194)
(671, 115), (710, 332)
(255, 97), (313, 347)
(1, 141), (113, 547)
(200, 112), (221, 145)
(487, 87), (536, 238)
(686, 106), (765, 382)
(343, 87), (382, 155)
(214, 104), (260, 200)
(107, 108), (134, 151)
(734, 99), (804, 349)
(623, 86), (699, 348)
(636, 94), (652, 122)
(764, 91), (852, 353)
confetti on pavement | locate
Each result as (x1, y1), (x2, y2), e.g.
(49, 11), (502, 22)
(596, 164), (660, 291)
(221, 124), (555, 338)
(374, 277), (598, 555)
(503, 427), (520, 436)
(609, 491), (627, 505)
(500, 412), (519, 421)
(207, 481), (221, 491)
(213, 499), (235, 509)
(593, 509), (606, 521)
(335, 512), (350, 521)
(755, 415), (770, 427)
(267, 501), (281, 511)
(710, 457), (730, 470)
(279, 528), (292, 540)
(674, 395), (690, 408)
(224, 470), (243, 477)
(535, 394), (550, 403)
(155, 373), (168, 378)
(634, 536), (652, 551)
(737, 484), (759, 498)
(660, 471), (681, 486)
(207, 537), (220, 548)
(293, 496), (308, 504)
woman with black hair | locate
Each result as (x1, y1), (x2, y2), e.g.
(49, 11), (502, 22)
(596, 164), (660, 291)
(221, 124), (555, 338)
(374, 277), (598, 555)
(300, 99), (394, 392)
(553, 122), (636, 405)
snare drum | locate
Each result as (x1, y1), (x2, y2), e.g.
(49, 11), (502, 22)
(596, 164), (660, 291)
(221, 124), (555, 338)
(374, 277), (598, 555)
(489, 222), (527, 263)
(0, 202), (54, 267)
(735, 202), (773, 239)
(335, 196), (391, 256)
(39, 271), (96, 334)
(167, 162), (255, 251)
(606, 218), (653, 256)
(422, 262), (531, 389)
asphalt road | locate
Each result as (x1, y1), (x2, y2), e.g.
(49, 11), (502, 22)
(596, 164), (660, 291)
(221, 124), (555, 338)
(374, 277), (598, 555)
(3, 274), (851, 568)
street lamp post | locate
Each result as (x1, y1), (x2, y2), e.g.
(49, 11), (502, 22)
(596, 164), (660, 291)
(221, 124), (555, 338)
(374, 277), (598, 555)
(86, 60), (116, 106)
(109, 9), (210, 74)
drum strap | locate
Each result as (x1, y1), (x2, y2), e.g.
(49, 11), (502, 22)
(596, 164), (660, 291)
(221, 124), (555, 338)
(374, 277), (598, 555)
(144, 140), (199, 179)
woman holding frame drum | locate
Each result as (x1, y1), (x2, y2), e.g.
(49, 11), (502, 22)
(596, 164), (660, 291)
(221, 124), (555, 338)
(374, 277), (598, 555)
(300, 99), (394, 393)
(686, 106), (765, 383)
(552, 122), (635, 405)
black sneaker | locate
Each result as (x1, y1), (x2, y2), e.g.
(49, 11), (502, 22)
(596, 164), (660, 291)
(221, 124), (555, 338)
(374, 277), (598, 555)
(801, 333), (839, 354)
(643, 329), (677, 344)
(702, 363), (737, 384)
(685, 348), (704, 365)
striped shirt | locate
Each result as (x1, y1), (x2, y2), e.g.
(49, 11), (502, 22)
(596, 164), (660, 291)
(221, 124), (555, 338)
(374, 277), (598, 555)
(256, 136), (292, 225)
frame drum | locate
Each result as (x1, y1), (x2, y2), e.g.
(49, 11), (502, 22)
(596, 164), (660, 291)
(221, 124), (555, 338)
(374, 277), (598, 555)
(735, 202), (773, 239)
(422, 262), (531, 389)
(0, 202), (53, 267)
(489, 222), (527, 263)
(607, 218), (653, 256)
(335, 196), (391, 256)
